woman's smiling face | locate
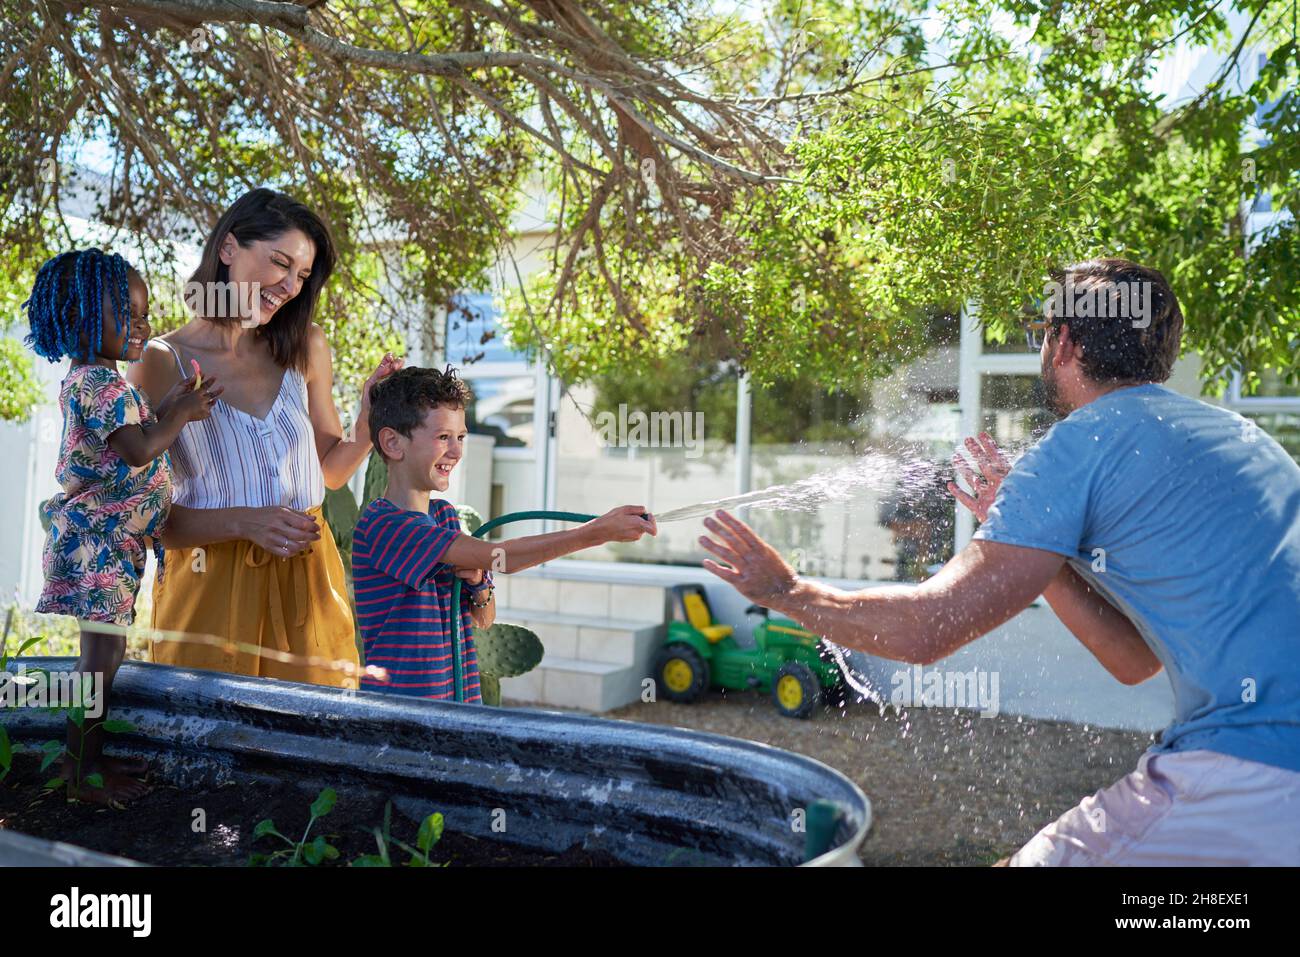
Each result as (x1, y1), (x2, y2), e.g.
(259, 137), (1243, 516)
(218, 228), (315, 326)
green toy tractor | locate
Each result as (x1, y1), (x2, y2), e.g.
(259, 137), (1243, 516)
(651, 585), (846, 719)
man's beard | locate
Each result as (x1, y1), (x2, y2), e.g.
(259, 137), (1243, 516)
(1041, 343), (1071, 419)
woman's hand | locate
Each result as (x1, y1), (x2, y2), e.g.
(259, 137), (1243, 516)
(359, 352), (404, 409)
(239, 506), (322, 559)
(947, 431), (1011, 523)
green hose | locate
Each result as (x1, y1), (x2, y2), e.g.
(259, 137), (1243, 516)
(449, 510), (597, 702)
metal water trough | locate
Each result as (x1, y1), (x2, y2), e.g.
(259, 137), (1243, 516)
(2, 659), (871, 866)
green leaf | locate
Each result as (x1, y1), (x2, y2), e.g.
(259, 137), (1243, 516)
(15, 634), (45, 657)
(310, 787), (337, 818)
(67, 707), (84, 729)
(83, 772), (104, 789)
(350, 855), (388, 867)
(39, 746), (62, 773)
(43, 777), (65, 790)
(0, 725), (11, 770)
(303, 841), (323, 866)
(100, 719), (135, 734)
(253, 819), (279, 840)
(417, 812), (444, 854)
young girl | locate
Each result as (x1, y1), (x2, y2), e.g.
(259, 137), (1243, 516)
(24, 248), (222, 805)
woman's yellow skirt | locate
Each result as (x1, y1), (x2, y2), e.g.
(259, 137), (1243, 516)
(149, 504), (359, 688)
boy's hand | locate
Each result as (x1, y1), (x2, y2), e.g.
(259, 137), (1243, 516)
(455, 567), (485, 586)
(588, 505), (657, 544)
(158, 374), (222, 424)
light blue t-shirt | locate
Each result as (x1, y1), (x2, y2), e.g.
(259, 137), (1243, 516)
(975, 383), (1300, 773)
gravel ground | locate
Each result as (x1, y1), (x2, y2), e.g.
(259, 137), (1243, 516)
(603, 689), (1156, 866)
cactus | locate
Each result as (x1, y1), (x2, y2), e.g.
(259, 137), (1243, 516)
(474, 623), (544, 677)
(473, 623), (544, 706)
(361, 450), (388, 511)
(478, 673), (502, 707)
(457, 505), (484, 534)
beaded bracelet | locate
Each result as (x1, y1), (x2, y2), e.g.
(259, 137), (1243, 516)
(468, 586), (494, 609)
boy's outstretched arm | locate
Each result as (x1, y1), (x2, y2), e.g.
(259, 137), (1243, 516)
(442, 506), (656, 574)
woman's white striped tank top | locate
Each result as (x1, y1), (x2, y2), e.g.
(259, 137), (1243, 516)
(156, 338), (325, 511)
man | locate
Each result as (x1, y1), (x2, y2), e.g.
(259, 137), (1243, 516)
(700, 258), (1300, 866)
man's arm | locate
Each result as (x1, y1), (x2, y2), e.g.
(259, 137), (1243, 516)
(701, 510), (1162, 681)
(702, 512), (1061, 664)
(950, 432), (1162, 684)
(1041, 564), (1162, 684)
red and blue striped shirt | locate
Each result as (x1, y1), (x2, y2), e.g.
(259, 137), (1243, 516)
(352, 497), (483, 702)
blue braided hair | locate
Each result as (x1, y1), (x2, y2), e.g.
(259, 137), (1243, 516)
(22, 248), (134, 363)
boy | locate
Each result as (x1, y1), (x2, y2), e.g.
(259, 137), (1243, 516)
(353, 365), (657, 701)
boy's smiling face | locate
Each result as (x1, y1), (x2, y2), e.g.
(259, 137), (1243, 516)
(385, 403), (467, 493)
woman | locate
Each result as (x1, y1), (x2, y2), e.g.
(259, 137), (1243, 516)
(130, 188), (401, 686)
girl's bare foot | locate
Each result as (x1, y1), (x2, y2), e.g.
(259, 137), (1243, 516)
(58, 756), (150, 805)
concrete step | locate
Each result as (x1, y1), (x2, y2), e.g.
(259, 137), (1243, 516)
(499, 655), (647, 713)
(491, 606), (664, 667)
(494, 575), (669, 623)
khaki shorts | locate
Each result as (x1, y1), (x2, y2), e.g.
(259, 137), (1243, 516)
(1009, 749), (1300, 866)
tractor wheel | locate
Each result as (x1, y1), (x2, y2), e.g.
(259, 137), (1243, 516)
(654, 644), (709, 703)
(772, 662), (819, 719)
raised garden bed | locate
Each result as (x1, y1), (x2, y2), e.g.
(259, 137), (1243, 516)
(1, 658), (871, 866)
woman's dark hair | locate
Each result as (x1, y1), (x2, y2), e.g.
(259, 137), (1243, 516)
(368, 366), (473, 461)
(1044, 258), (1184, 383)
(189, 188), (336, 371)
(23, 248), (135, 363)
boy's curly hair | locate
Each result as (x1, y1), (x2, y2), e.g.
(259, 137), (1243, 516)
(23, 248), (136, 363)
(368, 365), (473, 460)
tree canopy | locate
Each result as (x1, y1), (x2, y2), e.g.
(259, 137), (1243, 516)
(1, 0), (1297, 419)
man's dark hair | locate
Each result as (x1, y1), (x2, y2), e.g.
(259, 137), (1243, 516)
(368, 365), (473, 460)
(1044, 257), (1184, 383)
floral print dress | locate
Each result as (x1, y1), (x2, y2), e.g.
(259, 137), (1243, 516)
(36, 364), (172, 626)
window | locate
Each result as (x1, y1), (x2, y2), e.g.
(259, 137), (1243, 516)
(446, 292), (537, 449)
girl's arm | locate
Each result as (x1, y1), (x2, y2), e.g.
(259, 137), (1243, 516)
(108, 373), (218, 467)
(305, 326), (402, 489)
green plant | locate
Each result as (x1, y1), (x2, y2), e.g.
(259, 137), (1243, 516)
(0, 337), (44, 423)
(39, 699), (137, 799)
(250, 787), (341, 867)
(472, 623), (544, 707)
(456, 505), (483, 534)
(1, 612), (49, 785)
(351, 800), (447, 868)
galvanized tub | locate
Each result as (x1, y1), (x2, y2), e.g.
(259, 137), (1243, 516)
(2, 658), (870, 866)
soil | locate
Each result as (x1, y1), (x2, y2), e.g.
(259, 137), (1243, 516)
(604, 689), (1157, 866)
(0, 752), (623, 867)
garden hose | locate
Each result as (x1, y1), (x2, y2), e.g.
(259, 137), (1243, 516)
(449, 510), (598, 702)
